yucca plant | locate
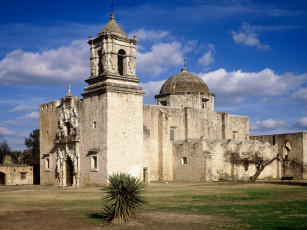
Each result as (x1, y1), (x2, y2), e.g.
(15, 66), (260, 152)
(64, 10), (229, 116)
(102, 172), (146, 223)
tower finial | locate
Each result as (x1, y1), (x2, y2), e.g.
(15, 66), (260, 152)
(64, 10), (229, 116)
(66, 85), (72, 96)
(181, 58), (188, 72)
(110, 4), (115, 20)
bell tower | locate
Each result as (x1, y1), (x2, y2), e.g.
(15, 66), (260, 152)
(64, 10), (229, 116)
(81, 12), (144, 182)
(82, 13), (141, 97)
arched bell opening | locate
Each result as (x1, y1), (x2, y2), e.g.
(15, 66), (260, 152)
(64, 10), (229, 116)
(118, 49), (126, 76)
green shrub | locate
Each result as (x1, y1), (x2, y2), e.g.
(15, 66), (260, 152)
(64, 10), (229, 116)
(102, 173), (146, 223)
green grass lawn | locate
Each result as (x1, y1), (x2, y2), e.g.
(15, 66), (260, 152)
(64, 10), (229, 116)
(0, 182), (306, 229)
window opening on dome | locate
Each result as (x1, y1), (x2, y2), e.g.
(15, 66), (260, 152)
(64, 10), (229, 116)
(201, 98), (209, 109)
(118, 49), (126, 75)
(160, 100), (167, 106)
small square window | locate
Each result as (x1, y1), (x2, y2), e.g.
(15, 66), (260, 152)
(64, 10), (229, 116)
(91, 155), (98, 171)
(20, 173), (26, 179)
(181, 157), (187, 165)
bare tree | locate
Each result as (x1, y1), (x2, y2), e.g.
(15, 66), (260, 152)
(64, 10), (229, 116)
(224, 151), (281, 182)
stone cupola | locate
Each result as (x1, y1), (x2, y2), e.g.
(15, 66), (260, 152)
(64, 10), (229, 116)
(155, 67), (215, 110)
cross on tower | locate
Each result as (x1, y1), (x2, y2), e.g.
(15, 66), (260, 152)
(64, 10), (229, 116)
(183, 58), (186, 67)
(68, 85), (71, 94)
(111, 4), (114, 13)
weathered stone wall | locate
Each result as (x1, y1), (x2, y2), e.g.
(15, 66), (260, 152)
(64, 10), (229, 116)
(143, 104), (249, 181)
(106, 92), (144, 179)
(251, 132), (307, 179)
(40, 100), (61, 185)
(156, 93), (215, 111)
(78, 94), (108, 186)
(173, 138), (279, 181)
(173, 139), (206, 181)
(0, 164), (33, 185)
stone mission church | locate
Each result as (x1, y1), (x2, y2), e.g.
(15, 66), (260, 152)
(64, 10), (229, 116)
(40, 13), (307, 187)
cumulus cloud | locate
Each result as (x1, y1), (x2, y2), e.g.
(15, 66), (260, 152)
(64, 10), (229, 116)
(198, 43), (215, 70)
(0, 40), (89, 85)
(250, 119), (287, 131)
(293, 117), (307, 130)
(10, 105), (37, 112)
(0, 126), (15, 136)
(20, 111), (39, 120)
(128, 28), (171, 41)
(291, 88), (307, 104)
(136, 42), (184, 76)
(198, 68), (307, 104)
(140, 79), (166, 100)
(231, 23), (270, 50)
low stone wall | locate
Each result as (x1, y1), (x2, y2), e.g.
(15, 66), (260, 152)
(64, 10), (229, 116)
(173, 138), (279, 181)
(0, 164), (33, 185)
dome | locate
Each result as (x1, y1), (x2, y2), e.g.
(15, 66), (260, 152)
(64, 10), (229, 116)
(97, 13), (128, 38)
(159, 67), (210, 95)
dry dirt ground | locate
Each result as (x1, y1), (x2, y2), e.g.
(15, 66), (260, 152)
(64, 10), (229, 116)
(0, 182), (306, 229)
(0, 185), (223, 230)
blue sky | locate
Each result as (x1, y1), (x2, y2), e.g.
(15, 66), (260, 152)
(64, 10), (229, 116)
(0, 0), (306, 150)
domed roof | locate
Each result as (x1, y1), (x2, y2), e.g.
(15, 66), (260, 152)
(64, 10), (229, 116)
(159, 67), (210, 95)
(97, 13), (128, 38)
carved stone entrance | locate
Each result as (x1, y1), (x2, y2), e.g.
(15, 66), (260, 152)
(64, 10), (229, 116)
(55, 91), (80, 187)
(0, 172), (5, 185)
(66, 158), (73, 186)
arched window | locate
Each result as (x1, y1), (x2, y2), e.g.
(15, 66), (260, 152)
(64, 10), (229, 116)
(118, 49), (126, 76)
(283, 141), (291, 158)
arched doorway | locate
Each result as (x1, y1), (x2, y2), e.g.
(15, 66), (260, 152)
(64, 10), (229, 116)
(66, 158), (73, 186)
(0, 172), (5, 185)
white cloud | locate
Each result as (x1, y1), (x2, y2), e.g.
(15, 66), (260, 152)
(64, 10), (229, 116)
(10, 105), (37, 112)
(136, 42), (184, 76)
(140, 79), (166, 100)
(231, 23), (270, 50)
(0, 126), (15, 136)
(0, 40), (89, 85)
(198, 68), (307, 104)
(21, 111), (39, 120)
(250, 119), (287, 131)
(198, 43), (215, 70)
(291, 87), (307, 104)
(128, 28), (170, 41)
(293, 117), (307, 130)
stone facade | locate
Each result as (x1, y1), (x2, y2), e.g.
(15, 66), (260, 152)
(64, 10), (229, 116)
(251, 132), (307, 179)
(0, 156), (33, 185)
(39, 13), (304, 187)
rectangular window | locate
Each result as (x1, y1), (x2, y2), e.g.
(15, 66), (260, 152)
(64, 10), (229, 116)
(160, 100), (167, 106)
(93, 121), (97, 129)
(181, 157), (187, 165)
(201, 98), (209, 109)
(45, 157), (50, 171)
(91, 155), (98, 171)
(170, 127), (175, 141)
(20, 173), (26, 179)
(232, 131), (238, 140)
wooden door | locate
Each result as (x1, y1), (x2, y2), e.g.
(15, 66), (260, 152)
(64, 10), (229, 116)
(0, 172), (5, 185)
(66, 158), (73, 186)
